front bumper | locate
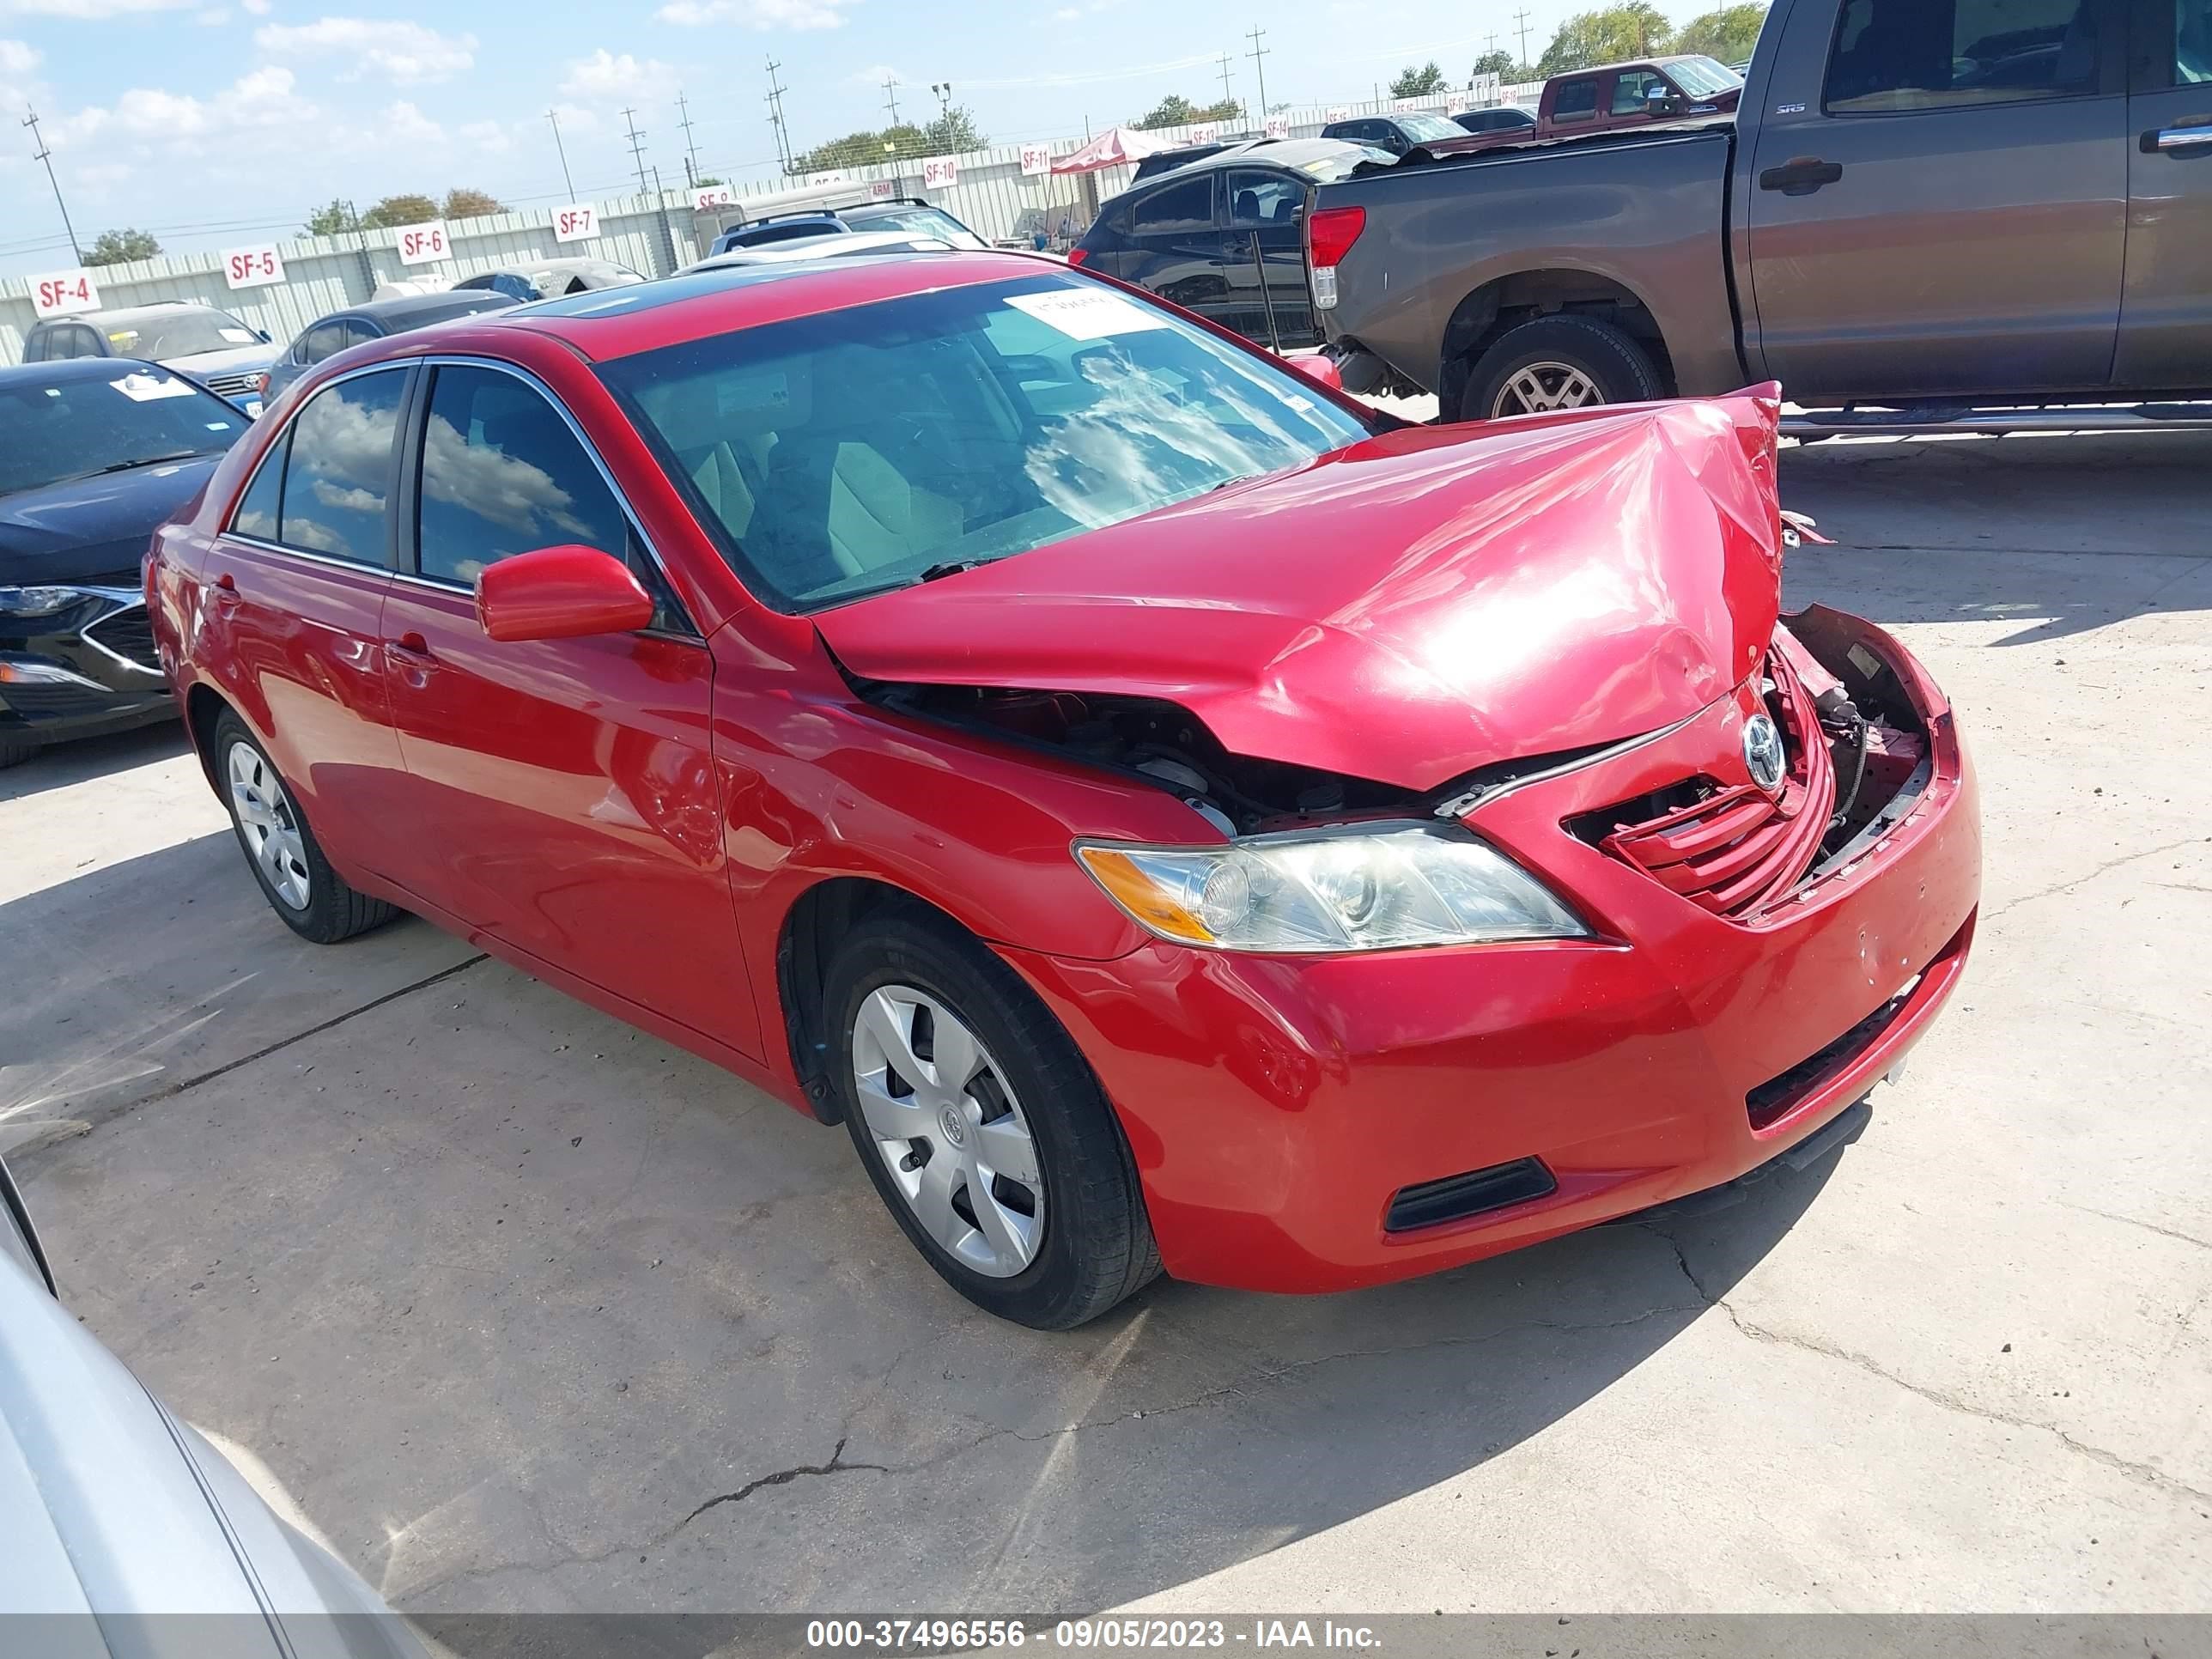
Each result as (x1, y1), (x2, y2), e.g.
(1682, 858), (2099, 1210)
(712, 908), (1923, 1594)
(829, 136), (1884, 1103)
(1006, 613), (1981, 1293)
(0, 586), (174, 750)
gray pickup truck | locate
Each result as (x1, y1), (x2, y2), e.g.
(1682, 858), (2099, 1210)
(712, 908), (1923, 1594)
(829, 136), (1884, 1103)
(1315, 0), (2212, 432)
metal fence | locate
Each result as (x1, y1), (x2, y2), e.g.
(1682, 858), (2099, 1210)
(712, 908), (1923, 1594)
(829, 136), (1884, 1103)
(0, 86), (1540, 367)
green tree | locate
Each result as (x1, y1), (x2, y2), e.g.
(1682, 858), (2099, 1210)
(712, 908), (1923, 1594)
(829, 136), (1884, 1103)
(302, 199), (359, 237)
(1674, 3), (1769, 63)
(791, 122), (927, 172)
(1538, 3), (1677, 74)
(441, 187), (507, 220)
(1133, 93), (1198, 130)
(83, 228), (161, 266)
(921, 106), (988, 153)
(361, 193), (440, 228)
(1389, 61), (1449, 98)
(1472, 49), (1522, 79)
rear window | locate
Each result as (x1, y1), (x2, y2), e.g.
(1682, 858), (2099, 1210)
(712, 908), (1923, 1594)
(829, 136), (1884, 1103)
(1826, 0), (2101, 111)
(1552, 78), (1601, 120)
(1133, 176), (1214, 233)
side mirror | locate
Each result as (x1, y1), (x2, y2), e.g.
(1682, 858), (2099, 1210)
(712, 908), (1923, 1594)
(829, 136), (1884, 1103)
(256, 328), (272, 343)
(1646, 91), (1686, 118)
(1288, 353), (1344, 392)
(477, 545), (655, 643)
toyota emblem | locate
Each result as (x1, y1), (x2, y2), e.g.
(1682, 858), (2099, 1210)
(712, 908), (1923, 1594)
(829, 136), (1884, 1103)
(1742, 714), (1787, 793)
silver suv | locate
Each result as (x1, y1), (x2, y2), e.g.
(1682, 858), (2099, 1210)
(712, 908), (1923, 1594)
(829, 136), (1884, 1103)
(22, 302), (283, 416)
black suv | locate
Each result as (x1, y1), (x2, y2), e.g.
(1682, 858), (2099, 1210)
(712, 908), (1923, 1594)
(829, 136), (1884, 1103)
(708, 198), (985, 256)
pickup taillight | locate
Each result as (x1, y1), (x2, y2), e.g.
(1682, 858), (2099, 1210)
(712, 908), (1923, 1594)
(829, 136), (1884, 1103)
(1304, 206), (1366, 312)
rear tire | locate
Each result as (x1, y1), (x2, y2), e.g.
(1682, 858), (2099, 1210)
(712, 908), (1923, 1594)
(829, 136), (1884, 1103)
(825, 907), (1160, 1330)
(1461, 315), (1665, 423)
(213, 711), (397, 945)
(0, 733), (36, 770)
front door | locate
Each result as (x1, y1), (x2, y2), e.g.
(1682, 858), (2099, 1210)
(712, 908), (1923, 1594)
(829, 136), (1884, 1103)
(204, 365), (414, 878)
(376, 359), (760, 1056)
(2117, 0), (2212, 386)
(1746, 0), (2130, 398)
(1224, 167), (1316, 349)
(1121, 173), (1240, 331)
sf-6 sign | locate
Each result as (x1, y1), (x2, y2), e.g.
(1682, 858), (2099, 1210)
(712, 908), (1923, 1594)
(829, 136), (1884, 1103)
(395, 221), (453, 266)
(552, 203), (599, 245)
(30, 269), (100, 319)
(222, 245), (286, 290)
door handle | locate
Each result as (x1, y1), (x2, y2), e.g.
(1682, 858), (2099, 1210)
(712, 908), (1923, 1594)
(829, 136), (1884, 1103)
(2143, 125), (2212, 155)
(1759, 157), (1844, 194)
(210, 573), (241, 611)
(387, 631), (437, 673)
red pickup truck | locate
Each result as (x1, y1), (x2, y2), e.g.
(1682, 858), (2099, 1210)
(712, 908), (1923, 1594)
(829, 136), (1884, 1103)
(1529, 54), (1745, 137)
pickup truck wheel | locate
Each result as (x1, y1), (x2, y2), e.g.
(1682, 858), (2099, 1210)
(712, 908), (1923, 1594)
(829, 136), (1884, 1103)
(1462, 317), (1664, 422)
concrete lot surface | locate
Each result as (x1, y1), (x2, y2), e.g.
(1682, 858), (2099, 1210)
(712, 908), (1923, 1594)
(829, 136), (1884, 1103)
(3, 431), (2208, 1615)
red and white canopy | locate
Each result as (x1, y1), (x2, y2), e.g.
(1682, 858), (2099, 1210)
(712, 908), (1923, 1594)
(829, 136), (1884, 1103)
(1049, 126), (1177, 175)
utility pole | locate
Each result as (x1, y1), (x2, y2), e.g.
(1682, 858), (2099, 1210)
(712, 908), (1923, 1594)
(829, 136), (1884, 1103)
(546, 107), (576, 200)
(622, 107), (651, 196)
(1245, 25), (1270, 118)
(765, 58), (793, 174)
(1216, 50), (1236, 114)
(648, 164), (678, 277)
(676, 89), (702, 189)
(882, 73), (901, 126)
(1514, 9), (1534, 68)
(22, 106), (82, 265)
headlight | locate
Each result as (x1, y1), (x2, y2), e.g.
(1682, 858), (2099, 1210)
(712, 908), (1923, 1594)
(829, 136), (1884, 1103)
(0, 586), (85, 620)
(1075, 823), (1590, 954)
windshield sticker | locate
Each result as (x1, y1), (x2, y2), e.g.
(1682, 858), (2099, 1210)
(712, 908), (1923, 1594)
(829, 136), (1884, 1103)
(217, 327), (257, 344)
(1005, 289), (1169, 342)
(108, 331), (140, 346)
(207, 421), (238, 431)
(112, 372), (195, 402)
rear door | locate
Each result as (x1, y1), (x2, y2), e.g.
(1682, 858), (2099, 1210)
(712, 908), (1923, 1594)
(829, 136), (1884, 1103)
(2117, 0), (2212, 385)
(1745, 0), (2130, 398)
(374, 358), (759, 1055)
(204, 365), (413, 875)
(1224, 167), (1316, 348)
(1120, 173), (1241, 331)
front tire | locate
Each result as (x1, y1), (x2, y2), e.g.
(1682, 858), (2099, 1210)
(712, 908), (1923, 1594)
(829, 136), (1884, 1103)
(825, 908), (1159, 1330)
(1461, 315), (1665, 422)
(214, 711), (397, 945)
(0, 732), (36, 769)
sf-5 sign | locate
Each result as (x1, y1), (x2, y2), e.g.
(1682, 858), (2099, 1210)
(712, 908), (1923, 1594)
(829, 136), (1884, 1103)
(222, 246), (286, 290)
(30, 270), (100, 319)
(395, 222), (453, 266)
(552, 204), (599, 245)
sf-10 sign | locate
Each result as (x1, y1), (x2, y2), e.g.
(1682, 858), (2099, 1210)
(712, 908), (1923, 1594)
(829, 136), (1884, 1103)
(29, 269), (100, 319)
(395, 221), (453, 266)
(222, 246), (286, 289)
(552, 204), (599, 245)
(921, 157), (959, 189)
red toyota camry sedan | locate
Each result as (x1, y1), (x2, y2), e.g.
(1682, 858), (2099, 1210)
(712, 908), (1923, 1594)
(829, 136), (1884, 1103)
(148, 252), (1979, 1328)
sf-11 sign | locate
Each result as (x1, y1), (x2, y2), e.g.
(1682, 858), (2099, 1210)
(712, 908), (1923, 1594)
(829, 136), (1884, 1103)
(29, 269), (100, 319)
(395, 221), (452, 266)
(222, 246), (286, 290)
(552, 204), (599, 244)
(1020, 143), (1051, 177)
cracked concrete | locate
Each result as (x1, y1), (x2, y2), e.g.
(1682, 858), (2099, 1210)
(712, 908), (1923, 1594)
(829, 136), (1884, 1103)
(4, 430), (2209, 1615)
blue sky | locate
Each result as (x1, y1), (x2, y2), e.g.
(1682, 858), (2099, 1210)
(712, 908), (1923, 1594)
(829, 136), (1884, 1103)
(3, 0), (1618, 273)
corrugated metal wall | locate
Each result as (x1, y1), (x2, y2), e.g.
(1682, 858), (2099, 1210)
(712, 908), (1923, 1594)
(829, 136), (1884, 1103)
(0, 88), (1540, 366)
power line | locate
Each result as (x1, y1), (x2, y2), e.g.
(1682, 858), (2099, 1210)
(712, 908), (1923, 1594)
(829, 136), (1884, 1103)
(1246, 25), (1271, 117)
(764, 57), (793, 174)
(546, 107), (576, 201)
(1216, 50), (1236, 112)
(22, 106), (83, 267)
(882, 73), (901, 125)
(621, 107), (651, 196)
(1514, 9), (1534, 66)
(676, 89), (702, 188)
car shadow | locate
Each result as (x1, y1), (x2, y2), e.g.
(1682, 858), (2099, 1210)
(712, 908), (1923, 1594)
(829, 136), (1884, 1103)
(9, 828), (1862, 1620)
(1779, 430), (2212, 644)
(0, 722), (192, 805)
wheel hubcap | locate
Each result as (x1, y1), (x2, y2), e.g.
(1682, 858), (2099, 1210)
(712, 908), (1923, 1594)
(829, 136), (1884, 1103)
(227, 741), (311, 911)
(853, 984), (1044, 1279)
(1494, 362), (1603, 417)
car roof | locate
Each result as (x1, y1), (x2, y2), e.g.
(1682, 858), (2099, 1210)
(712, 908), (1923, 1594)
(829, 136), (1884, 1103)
(1121, 137), (1376, 192)
(0, 355), (170, 385)
(487, 250), (1060, 362)
(33, 301), (232, 329)
(693, 230), (949, 268)
(338, 291), (523, 324)
(1560, 55), (1707, 76)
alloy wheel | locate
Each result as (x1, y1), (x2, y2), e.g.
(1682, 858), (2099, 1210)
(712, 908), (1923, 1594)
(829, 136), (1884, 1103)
(851, 983), (1045, 1279)
(227, 741), (312, 911)
(1492, 362), (1604, 417)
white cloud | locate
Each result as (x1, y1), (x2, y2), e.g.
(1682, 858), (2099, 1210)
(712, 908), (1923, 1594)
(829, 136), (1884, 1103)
(194, 7), (228, 21)
(380, 98), (443, 145)
(240, 0), (266, 9)
(848, 61), (904, 87)
(254, 16), (476, 83)
(0, 0), (191, 16)
(653, 0), (851, 29)
(559, 47), (677, 102)
(459, 117), (511, 154)
(60, 63), (314, 143)
(0, 36), (40, 72)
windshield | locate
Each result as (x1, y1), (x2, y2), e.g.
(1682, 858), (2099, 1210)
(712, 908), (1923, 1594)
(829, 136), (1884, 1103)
(100, 309), (262, 361)
(851, 206), (973, 240)
(1669, 56), (1742, 96)
(600, 273), (1372, 613)
(0, 368), (246, 495)
(1396, 113), (1468, 142)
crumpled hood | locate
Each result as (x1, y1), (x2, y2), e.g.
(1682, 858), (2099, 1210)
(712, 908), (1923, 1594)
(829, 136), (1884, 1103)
(816, 387), (1785, 793)
(0, 455), (222, 586)
(163, 343), (280, 376)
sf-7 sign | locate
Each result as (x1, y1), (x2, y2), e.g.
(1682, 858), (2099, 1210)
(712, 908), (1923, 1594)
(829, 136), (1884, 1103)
(552, 204), (599, 245)
(396, 222), (452, 266)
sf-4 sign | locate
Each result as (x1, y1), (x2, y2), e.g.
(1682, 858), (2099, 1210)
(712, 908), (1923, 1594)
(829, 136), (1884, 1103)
(222, 246), (286, 289)
(30, 269), (100, 318)
(552, 204), (599, 245)
(395, 222), (452, 266)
